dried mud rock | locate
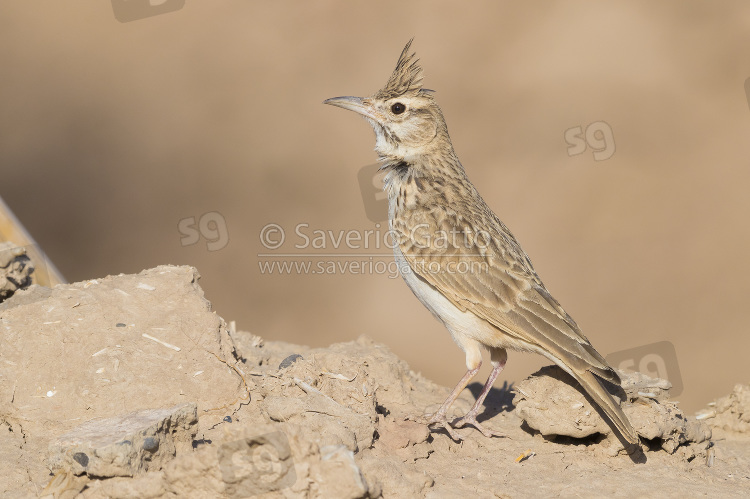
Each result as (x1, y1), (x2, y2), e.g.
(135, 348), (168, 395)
(236, 335), (444, 456)
(0, 265), (243, 437)
(48, 403), (198, 478)
(79, 423), (370, 499)
(513, 365), (711, 454)
(75, 331), (441, 498)
(0, 265), (246, 496)
(697, 383), (750, 433)
(0, 242), (34, 303)
(619, 369), (673, 402)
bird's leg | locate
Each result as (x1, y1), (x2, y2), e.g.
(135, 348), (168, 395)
(452, 348), (507, 438)
(408, 364), (481, 441)
(427, 364), (481, 421)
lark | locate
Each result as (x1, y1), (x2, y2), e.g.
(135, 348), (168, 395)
(324, 40), (639, 445)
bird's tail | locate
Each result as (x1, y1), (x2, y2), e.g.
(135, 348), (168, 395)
(571, 369), (640, 446)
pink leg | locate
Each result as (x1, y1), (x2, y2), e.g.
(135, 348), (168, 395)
(453, 348), (507, 437)
(409, 364), (481, 440)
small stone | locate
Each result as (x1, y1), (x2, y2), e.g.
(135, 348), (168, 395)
(142, 437), (159, 453)
(73, 452), (89, 468)
(279, 354), (303, 369)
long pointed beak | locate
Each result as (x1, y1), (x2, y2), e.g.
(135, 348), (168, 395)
(323, 96), (382, 122)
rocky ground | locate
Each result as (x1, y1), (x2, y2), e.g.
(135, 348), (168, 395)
(0, 242), (34, 301)
(0, 265), (748, 498)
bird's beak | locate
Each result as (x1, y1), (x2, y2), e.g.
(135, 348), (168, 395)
(323, 96), (383, 123)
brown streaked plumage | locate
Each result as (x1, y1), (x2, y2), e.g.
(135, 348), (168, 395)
(324, 40), (639, 446)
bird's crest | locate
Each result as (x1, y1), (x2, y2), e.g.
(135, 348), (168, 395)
(374, 39), (426, 100)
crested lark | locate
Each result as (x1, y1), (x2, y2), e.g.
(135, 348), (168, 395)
(324, 40), (639, 446)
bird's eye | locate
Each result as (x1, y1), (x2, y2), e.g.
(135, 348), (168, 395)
(391, 103), (406, 114)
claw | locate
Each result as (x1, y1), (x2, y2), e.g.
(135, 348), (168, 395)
(439, 421), (463, 441)
(451, 414), (504, 438)
(406, 413), (464, 441)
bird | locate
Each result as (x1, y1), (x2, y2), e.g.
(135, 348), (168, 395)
(324, 40), (639, 446)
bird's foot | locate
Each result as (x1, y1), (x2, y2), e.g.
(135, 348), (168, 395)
(451, 413), (505, 438)
(406, 412), (464, 441)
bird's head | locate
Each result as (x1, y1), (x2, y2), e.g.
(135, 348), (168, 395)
(324, 40), (451, 162)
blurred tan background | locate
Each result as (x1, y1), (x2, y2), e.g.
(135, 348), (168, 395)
(2, 1), (749, 413)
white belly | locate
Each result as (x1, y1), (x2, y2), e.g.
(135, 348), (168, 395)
(393, 244), (490, 344)
(392, 243), (551, 361)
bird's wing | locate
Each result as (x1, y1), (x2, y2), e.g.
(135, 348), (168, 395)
(394, 206), (618, 383)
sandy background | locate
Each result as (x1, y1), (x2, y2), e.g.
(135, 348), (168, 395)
(2, 1), (750, 413)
